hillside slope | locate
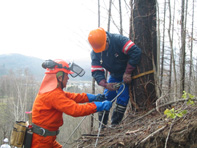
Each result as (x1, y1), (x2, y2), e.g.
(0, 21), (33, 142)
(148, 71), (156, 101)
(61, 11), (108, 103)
(0, 54), (92, 81)
(0, 53), (45, 80)
(73, 100), (197, 148)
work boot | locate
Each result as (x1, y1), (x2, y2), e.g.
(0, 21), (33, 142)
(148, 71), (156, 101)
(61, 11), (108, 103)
(111, 104), (126, 126)
(98, 111), (109, 129)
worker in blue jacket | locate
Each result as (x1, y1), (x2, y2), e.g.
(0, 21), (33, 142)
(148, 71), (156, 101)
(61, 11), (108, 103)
(88, 27), (141, 127)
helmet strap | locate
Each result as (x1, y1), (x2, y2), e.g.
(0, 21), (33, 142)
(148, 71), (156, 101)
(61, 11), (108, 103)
(60, 72), (65, 89)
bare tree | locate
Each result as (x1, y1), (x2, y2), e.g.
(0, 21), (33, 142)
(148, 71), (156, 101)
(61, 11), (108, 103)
(167, 0), (177, 100)
(118, 0), (123, 35)
(167, 0), (172, 96)
(0, 69), (38, 142)
(160, 0), (167, 91)
(188, 0), (194, 93)
(195, 59), (197, 96)
(90, 0), (101, 133)
(107, 0), (112, 32)
(156, 0), (161, 98)
(7, 69), (37, 121)
(179, 0), (186, 96)
(104, 0), (113, 84)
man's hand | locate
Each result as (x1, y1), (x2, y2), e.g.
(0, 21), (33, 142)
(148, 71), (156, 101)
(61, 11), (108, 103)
(99, 79), (119, 91)
(87, 94), (107, 102)
(106, 83), (119, 91)
(123, 73), (132, 84)
(94, 101), (112, 112)
(95, 94), (107, 102)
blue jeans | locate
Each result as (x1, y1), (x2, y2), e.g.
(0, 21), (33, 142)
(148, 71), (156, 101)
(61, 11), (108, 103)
(104, 75), (129, 107)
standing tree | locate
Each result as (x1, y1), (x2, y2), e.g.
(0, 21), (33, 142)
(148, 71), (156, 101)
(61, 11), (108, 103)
(160, 0), (167, 91)
(188, 0), (194, 93)
(118, 0), (123, 35)
(90, 0), (101, 133)
(168, 0), (177, 100)
(130, 0), (157, 110)
(179, 0), (186, 97)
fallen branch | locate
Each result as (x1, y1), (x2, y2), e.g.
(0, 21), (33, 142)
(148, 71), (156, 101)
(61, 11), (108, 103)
(125, 128), (141, 135)
(165, 118), (176, 148)
(137, 124), (167, 145)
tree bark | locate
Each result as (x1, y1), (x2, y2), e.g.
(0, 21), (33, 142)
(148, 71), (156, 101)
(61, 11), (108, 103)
(130, 0), (157, 110)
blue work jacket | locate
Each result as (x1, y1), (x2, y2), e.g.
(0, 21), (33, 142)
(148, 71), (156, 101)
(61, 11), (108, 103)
(91, 31), (141, 84)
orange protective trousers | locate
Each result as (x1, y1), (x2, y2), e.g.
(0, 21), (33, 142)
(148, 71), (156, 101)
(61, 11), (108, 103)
(31, 133), (61, 148)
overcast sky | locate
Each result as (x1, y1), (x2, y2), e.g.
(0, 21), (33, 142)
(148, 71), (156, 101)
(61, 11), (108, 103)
(0, 0), (196, 62)
(0, 0), (101, 61)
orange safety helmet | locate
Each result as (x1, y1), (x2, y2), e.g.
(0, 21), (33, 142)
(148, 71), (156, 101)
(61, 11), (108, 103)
(43, 59), (74, 74)
(39, 59), (73, 94)
(88, 27), (107, 53)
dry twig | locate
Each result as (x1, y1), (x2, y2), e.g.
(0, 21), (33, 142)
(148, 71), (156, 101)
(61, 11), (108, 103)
(165, 118), (176, 148)
(137, 124), (167, 145)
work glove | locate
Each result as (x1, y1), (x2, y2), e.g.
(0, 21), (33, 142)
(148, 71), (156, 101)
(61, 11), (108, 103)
(99, 79), (119, 91)
(94, 101), (112, 112)
(87, 94), (107, 102)
(95, 94), (107, 102)
(123, 73), (132, 84)
(123, 63), (135, 84)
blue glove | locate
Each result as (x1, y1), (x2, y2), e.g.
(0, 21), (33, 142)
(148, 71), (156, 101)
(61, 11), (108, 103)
(94, 101), (112, 112)
(87, 94), (107, 102)
(87, 93), (96, 102)
(95, 94), (107, 102)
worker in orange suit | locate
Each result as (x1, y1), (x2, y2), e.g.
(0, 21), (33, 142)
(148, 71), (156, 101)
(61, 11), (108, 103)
(31, 59), (112, 148)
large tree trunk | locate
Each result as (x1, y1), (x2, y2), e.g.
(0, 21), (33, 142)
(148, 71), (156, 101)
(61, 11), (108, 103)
(130, 0), (157, 110)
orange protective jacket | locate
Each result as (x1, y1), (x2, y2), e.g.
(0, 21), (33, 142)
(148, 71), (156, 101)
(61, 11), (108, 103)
(31, 88), (97, 148)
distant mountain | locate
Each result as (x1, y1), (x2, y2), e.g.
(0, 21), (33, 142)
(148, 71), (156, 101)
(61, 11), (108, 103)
(0, 53), (92, 82)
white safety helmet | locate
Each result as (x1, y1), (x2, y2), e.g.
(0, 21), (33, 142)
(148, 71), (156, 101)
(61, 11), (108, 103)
(3, 138), (8, 143)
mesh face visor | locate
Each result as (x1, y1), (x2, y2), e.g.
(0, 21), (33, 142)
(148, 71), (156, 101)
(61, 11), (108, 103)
(69, 62), (85, 78)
